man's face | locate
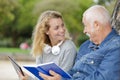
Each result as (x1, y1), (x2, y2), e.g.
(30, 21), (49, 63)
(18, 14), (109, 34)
(83, 17), (99, 44)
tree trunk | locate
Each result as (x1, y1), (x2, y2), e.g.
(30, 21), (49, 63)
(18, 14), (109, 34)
(111, 0), (120, 34)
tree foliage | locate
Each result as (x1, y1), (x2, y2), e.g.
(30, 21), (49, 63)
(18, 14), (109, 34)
(2, 0), (118, 47)
(0, 0), (94, 47)
(0, 0), (18, 26)
(0, 0), (37, 47)
(111, 0), (120, 34)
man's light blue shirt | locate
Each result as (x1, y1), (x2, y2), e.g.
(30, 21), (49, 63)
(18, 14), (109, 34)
(67, 28), (120, 80)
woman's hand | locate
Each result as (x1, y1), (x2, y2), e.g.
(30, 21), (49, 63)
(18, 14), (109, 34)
(39, 70), (61, 80)
(18, 71), (29, 80)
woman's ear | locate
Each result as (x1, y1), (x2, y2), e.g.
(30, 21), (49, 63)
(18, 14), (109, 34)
(46, 32), (49, 35)
(45, 31), (49, 35)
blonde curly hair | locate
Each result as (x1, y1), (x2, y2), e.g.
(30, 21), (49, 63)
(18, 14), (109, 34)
(31, 10), (71, 56)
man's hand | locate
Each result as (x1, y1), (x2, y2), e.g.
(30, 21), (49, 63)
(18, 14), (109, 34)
(39, 70), (61, 80)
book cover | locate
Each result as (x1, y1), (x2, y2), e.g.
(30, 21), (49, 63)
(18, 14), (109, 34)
(8, 56), (24, 76)
(23, 62), (72, 80)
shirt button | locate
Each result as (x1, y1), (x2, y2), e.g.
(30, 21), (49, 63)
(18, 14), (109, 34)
(76, 72), (79, 73)
(90, 60), (94, 64)
(76, 72), (80, 75)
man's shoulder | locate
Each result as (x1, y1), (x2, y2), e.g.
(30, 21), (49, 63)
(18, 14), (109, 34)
(81, 40), (90, 46)
(79, 40), (90, 49)
(110, 34), (120, 43)
(104, 35), (120, 50)
(116, 34), (120, 40)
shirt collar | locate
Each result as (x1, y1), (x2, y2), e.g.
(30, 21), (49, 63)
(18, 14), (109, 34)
(99, 28), (118, 48)
(89, 42), (99, 50)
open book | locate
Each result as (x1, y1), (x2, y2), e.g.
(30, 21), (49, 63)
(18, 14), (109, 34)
(23, 62), (72, 80)
(8, 56), (24, 76)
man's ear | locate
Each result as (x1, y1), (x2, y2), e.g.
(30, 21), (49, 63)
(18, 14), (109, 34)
(94, 21), (100, 31)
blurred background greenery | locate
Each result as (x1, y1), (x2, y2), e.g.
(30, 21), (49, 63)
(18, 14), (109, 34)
(0, 0), (116, 53)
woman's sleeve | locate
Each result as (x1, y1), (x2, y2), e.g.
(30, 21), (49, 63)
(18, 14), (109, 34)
(60, 41), (77, 72)
(36, 55), (43, 65)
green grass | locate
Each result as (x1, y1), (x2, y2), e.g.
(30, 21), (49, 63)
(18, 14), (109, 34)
(0, 47), (30, 54)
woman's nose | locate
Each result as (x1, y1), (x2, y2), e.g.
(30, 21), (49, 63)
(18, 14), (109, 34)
(60, 27), (65, 32)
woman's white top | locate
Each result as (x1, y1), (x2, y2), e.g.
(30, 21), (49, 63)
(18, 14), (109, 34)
(28, 40), (77, 80)
(36, 39), (77, 72)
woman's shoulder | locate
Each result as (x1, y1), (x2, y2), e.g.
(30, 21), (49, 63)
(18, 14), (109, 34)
(62, 39), (76, 48)
(63, 39), (74, 44)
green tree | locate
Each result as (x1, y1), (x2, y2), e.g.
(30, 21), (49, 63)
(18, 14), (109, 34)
(11, 0), (37, 46)
(0, 0), (94, 47)
(0, 0), (18, 26)
(0, 0), (19, 36)
(0, 0), (38, 47)
(0, 0), (19, 47)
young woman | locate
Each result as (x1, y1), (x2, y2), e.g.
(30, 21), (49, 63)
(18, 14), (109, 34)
(20, 10), (77, 80)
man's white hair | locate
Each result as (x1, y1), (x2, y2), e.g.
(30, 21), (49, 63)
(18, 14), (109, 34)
(83, 5), (111, 26)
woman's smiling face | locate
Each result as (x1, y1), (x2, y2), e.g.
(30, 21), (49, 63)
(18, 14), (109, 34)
(46, 18), (65, 45)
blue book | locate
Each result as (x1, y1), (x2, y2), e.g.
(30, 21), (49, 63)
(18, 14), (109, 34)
(23, 62), (72, 80)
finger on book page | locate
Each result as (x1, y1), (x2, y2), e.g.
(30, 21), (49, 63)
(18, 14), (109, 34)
(39, 71), (61, 80)
(49, 70), (60, 76)
(49, 70), (61, 80)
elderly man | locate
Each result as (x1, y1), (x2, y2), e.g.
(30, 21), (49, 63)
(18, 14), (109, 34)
(40, 5), (120, 80)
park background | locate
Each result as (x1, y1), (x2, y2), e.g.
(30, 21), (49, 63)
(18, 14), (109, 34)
(0, 0), (119, 80)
